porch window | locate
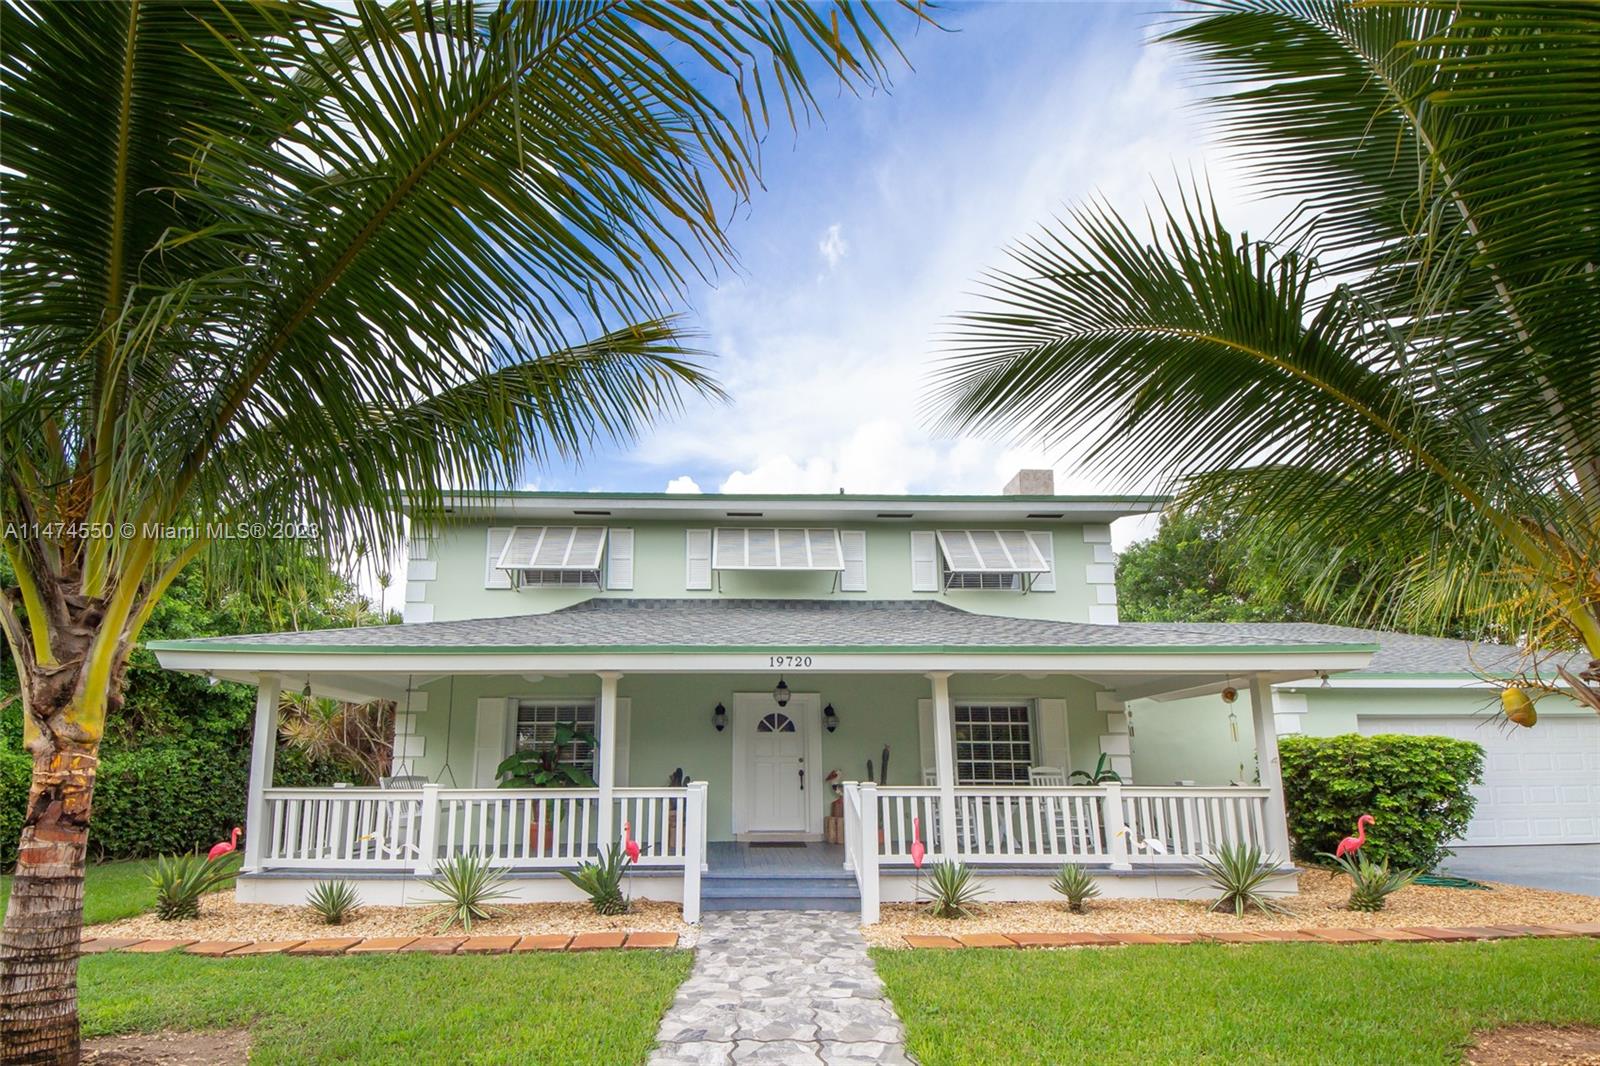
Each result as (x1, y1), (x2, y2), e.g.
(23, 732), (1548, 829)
(953, 702), (1034, 785)
(515, 699), (597, 774)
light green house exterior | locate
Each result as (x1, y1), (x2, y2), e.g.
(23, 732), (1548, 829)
(153, 476), (1411, 917)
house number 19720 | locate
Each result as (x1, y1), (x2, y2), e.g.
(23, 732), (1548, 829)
(768, 655), (813, 668)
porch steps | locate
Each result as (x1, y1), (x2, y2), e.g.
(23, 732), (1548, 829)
(700, 871), (860, 912)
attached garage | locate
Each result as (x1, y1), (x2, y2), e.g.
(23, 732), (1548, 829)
(1358, 714), (1600, 846)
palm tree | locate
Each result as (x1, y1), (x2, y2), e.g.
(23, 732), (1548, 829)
(931, 1), (1599, 709)
(0, 2), (911, 1058)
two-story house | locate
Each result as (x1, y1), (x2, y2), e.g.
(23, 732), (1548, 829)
(151, 472), (1382, 920)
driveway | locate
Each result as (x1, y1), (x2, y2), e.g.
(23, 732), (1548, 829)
(1438, 844), (1600, 896)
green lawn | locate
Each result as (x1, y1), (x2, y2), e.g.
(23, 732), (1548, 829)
(0, 858), (220, 926)
(80, 949), (692, 1065)
(873, 939), (1600, 1065)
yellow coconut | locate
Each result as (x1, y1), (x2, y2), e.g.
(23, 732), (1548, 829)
(1502, 687), (1537, 728)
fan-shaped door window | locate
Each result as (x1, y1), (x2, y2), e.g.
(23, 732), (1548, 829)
(757, 712), (796, 733)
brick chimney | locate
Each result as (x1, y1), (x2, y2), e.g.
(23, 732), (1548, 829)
(1002, 469), (1055, 495)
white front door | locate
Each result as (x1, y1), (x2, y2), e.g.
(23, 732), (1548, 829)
(734, 693), (814, 836)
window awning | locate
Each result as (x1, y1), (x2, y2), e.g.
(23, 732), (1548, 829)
(496, 526), (608, 571)
(936, 530), (1050, 573)
(713, 527), (844, 571)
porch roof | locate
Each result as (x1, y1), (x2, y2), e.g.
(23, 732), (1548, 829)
(150, 601), (1376, 700)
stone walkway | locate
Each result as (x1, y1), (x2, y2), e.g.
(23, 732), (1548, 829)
(649, 911), (915, 1066)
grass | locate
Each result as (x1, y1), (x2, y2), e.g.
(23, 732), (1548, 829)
(873, 939), (1600, 1065)
(0, 858), (231, 926)
(79, 949), (693, 1065)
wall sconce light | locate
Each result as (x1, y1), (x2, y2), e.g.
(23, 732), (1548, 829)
(713, 703), (727, 732)
(773, 677), (791, 707)
(823, 703), (839, 733)
(1317, 670), (1331, 688)
(301, 677), (312, 698)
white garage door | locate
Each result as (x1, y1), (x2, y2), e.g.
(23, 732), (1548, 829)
(1357, 715), (1600, 846)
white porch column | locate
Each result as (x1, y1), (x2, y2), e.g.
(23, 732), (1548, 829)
(682, 781), (707, 923)
(596, 672), (622, 855)
(1249, 675), (1294, 862)
(928, 672), (959, 860)
(242, 674), (282, 872)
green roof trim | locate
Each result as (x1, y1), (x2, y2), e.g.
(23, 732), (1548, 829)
(147, 639), (1379, 656)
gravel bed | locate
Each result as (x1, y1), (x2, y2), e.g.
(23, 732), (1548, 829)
(87, 894), (694, 946)
(862, 869), (1600, 947)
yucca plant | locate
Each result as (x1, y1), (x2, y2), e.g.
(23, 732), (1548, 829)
(925, 860), (986, 920)
(561, 844), (630, 916)
(1325, 852), (1420, 913)
(149, 853), (238, 922)
(1049, 863), (1101, 914)
(306, 881), (361, 926)
(424, 856), (513, 934)
(1199, 843), (1288, 917)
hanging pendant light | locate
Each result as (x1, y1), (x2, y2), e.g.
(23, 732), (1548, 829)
(773, 677), (791, 707)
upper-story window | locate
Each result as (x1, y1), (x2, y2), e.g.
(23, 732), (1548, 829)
(933, 530), (1053, 592)
(484, 526), (637, 592)
(713, 528), (844, 571)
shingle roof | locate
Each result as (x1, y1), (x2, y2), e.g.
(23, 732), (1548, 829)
(150, 599), (1371, 653)
(1124, 622), (1537, 676)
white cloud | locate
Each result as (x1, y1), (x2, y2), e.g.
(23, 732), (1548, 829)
(817, 223), (849, 270)
(664, 475), (703, 494)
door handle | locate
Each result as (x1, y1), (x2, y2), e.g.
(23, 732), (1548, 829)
(798, 768), (805, 791)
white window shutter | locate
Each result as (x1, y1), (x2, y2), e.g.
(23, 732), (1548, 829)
(607, 528), (635, 590)
(1027, 531), (1056, 592)
(840, 530), (867, 591)
(917, 699), (936, 778)
(685, 529), (712, 590)
(484, 527), (513, 589)
(1036, 698), (1069, 770)
(472, 698), (512, 787)
(910, 531), (938, 592)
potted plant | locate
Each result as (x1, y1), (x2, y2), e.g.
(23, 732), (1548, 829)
(495, 721), (598, 850)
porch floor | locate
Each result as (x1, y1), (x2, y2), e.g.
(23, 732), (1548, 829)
(708, 841), (845, 876)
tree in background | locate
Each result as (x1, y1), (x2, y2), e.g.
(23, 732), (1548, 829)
(0, 2), (912, 1057)
(933, 3), (1598, 707)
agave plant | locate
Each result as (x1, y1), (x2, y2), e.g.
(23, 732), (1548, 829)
(561, 844), (631, 916)
(1325, 852), (1420, 913)
(424, 856), (513, 934)
(306, 881), (362, 926)
(925, 860), (986, 920)
(1049, 863), (1101, 914)
(1199, 843), (1288, 917)
(149, 853), (238, 922)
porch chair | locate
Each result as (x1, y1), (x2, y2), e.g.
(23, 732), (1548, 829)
(921, 767), (976, 854)
(1027, 766), (1073, 853)
(359, 774), (428, 861)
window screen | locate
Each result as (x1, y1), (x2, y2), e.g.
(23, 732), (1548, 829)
(515, 700), (597, 773)
(954, 703), (1033, 785)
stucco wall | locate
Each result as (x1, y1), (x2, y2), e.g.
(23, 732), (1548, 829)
(411, 519), (1108, 623)
(406, 671), (1111, 841)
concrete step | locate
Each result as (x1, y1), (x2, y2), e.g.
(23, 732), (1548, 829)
(702, 876), (857, 897)
(701, 895), (859, 912)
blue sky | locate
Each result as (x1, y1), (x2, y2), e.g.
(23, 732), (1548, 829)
(521, 2), (1283, 506)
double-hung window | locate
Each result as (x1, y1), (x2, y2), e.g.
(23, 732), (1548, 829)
(953, 702), (1034, 785)
(514, 699), (597, 775)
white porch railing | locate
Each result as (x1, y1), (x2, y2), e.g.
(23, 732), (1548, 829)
(255, 782), (708, 920)
(842, 781), (1274, 921)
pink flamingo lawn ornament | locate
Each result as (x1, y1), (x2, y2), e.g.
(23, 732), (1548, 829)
(621, 820), (640, 901)
(208, 827), (241, 863)
(1336, 814), (1374, 861)
(910, 817), (926, 902)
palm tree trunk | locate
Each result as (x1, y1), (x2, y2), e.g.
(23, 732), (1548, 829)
(0, 721), (98, 1064)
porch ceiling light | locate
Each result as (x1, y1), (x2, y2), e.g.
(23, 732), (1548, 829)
(713, 703), (727, 732)
(824, 703), (838, 732)
(773, 677), (791, 707)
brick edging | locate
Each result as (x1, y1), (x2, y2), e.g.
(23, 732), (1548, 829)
(79, 931), (680, 956)
(902, 923), (1600, 949)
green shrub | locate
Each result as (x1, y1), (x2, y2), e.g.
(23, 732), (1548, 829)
(925, 860), (986, 919)
(151, 852), (239, 920)
(424, 856), (512, 933)
(1049, 863), (1100, 913)
(561, 844), (631, 915)
(307, 880), (362, 925)
(1279, 733), (1483, 872)
(1199, 843), (1288, 916)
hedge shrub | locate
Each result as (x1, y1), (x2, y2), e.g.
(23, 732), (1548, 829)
(1279, 733), (1483, 871)
(0, 741), (348, 868)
